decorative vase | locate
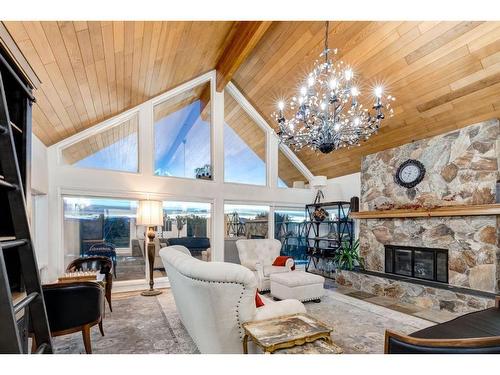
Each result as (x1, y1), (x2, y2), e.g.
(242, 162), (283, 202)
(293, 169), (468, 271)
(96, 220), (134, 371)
(312, 207), (329, 222)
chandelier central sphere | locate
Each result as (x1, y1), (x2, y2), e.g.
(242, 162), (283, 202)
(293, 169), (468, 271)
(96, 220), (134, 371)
(272, 21), (395, 154)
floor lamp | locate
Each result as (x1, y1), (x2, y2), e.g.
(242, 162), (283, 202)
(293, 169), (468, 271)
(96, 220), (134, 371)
(137, 200), (164, 297)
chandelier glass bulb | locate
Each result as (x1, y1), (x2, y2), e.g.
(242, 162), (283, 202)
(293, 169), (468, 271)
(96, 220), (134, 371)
(272, 22), (395, 154)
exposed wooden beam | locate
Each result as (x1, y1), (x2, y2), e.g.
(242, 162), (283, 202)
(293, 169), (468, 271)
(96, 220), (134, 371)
(215, 21), (272, 92)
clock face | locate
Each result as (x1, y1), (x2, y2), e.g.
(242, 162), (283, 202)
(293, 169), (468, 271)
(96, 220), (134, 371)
(394, 159), (425, 188)
(399, 164), (420, 183)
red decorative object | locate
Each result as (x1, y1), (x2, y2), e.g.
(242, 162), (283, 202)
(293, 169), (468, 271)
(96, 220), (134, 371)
(255, 292), (265, 308)
(272, 256), (295, 270)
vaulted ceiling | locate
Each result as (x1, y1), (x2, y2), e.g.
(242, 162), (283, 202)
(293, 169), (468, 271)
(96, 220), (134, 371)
(4, 21), (500, 178)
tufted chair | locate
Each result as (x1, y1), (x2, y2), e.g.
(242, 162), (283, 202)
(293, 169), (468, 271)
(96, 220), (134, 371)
(236, 239), (294, 292)
(160, 245), (305, 354)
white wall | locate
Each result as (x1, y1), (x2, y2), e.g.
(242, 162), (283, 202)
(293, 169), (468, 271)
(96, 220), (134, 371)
(323, 172), (361, 201)
(31, 135), (48, 194)
(45, 71), (316, 285)
(30, 135), (50, 282)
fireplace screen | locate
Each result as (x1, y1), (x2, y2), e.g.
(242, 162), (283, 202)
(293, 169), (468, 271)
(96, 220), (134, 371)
(385, 245), (448, 283)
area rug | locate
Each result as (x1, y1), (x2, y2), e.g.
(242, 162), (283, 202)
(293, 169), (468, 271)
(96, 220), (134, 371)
(53, 288), (432, 354)
(52, 292), (198, 354)
(304, 290), (433, 353)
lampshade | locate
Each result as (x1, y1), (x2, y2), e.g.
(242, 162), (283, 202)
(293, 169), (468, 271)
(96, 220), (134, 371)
(310, 175), (328, 189)
(137, 200), (163, 226)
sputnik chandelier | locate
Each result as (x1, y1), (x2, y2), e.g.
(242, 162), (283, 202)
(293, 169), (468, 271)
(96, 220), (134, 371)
(273, 21), (395, 154)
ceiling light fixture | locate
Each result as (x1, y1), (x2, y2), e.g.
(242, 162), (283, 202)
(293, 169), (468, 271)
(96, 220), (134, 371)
(273, 21), (395, 154)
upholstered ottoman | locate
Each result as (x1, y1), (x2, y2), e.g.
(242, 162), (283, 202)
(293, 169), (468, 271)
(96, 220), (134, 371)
(270, 271), (325, 302)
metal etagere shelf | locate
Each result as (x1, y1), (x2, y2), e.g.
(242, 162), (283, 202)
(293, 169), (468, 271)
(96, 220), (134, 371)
(305, 201), (354, 278)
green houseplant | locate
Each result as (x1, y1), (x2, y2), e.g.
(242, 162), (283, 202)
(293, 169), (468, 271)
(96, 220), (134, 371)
(333, 239), (362, 271)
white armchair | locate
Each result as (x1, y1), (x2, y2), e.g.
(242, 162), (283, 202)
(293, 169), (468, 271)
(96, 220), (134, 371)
(236, 239), (294, 292)
(160, 245), (305, 354)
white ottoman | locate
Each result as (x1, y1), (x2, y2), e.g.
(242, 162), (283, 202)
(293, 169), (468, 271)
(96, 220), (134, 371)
(270, 271), (325, 302)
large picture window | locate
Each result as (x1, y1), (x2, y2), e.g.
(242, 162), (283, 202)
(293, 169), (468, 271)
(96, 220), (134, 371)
(274, 208), (308, 265)
(154, 82), (212, 180)
(223, 204), (269, 263)
(63, 196), (145, 281)
(224, 90), (266, 185)
(160, 201), (212, 262)
(61, 114), (139, 173)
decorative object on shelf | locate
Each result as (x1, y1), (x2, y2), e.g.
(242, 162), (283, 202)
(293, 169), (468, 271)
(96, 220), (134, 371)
(272, 21), (394, 154)
(195, 164), (212, 180)
(137, 200), (164, 297)
(350, 196), (359, 212)
(333, 239), (362, 271)
(394, 159), (426, 188)
(312, 206), (329, 222)
(311, 175), (329, 222)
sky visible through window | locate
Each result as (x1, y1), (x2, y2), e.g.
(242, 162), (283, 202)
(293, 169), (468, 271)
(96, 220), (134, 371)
(223, 124), (267, 185)
(73, 97), (296, 186)
(74, 133), (138, 172)
(155, 100), (211, 178)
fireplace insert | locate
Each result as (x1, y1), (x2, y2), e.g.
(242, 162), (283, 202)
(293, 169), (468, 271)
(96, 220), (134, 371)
(385, 245), (448, 283)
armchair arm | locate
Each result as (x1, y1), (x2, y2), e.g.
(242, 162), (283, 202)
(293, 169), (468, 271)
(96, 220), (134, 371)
(285, 258), (295, 271)
(384, 329), (500, 354)
(255, 262), (265, 281)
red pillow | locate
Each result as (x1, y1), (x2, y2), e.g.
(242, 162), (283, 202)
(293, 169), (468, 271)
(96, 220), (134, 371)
(272, 256), (295, 270)
(255, 291), (265, 308)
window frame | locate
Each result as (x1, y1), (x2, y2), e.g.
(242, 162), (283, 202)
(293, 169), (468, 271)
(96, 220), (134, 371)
(151, 76), (215, 183)
(58, 111), (141, 174)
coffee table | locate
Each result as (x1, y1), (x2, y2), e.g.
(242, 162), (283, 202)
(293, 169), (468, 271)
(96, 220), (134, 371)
(242, 313), (342, 354)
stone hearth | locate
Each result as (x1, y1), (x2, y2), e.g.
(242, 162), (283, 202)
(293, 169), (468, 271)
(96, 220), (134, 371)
(351, 119), (500, 312)
(335, 270), (495, 314)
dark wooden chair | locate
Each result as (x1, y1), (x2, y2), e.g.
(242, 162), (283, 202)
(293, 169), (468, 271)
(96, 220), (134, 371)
(32, 282), (105, 354)
(66, 256), (113, 312)
(385, 296), (500, 354)
(85, 242), (117, 278)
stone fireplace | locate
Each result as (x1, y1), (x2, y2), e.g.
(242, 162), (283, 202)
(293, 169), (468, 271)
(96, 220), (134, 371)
(336, 119), (500, 313)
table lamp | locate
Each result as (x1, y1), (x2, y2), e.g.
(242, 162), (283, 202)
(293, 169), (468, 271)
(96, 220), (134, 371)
(137, 200), (164, 296)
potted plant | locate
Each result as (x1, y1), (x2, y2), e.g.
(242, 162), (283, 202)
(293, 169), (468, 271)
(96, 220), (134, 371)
(333, 239), (362, 271)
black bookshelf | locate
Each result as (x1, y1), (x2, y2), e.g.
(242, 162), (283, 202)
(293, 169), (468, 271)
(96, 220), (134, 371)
(305, 201), (354, 278)
(0, 44), (33, 293)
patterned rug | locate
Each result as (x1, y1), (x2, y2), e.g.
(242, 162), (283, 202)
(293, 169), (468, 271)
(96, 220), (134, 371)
(53, 288), (432, 354)
(53, 291), (198, 354)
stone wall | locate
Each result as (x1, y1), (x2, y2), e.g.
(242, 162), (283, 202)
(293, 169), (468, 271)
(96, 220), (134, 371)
(361, 119), (499, 211)
(358, 119), (500, 297)
(336, 270), (495, 314)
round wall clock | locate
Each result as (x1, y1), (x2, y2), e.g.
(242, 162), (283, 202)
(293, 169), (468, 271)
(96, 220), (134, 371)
(394, 159), (426, 188)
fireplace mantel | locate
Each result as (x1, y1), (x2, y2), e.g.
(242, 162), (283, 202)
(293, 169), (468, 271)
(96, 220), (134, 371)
(350, 203), (500, 219)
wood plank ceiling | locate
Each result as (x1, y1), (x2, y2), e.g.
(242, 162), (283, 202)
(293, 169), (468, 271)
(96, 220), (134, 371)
(3, 21), (234, 145)
(5, 21), (500, 179)
(233, 21), (500, 178)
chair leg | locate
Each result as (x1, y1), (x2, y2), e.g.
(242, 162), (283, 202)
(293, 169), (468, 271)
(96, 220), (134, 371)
(82, 325), (92, 354)
(106, 290), (112, 312)
(31, 335), (36, 354)
(98, 320), (105, 337)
